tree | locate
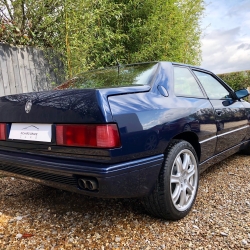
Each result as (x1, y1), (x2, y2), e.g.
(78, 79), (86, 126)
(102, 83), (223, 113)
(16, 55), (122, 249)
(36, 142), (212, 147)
(0, 0), (205, 77)
(0, 0), (64, 48)
(65, 0), (204, 75)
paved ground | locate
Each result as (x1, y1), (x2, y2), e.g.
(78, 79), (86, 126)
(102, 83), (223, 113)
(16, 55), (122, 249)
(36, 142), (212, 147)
(0, 154), (249, 249)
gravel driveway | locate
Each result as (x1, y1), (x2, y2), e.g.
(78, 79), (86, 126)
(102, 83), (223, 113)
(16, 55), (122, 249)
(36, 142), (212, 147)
(0, 154), (249, 249)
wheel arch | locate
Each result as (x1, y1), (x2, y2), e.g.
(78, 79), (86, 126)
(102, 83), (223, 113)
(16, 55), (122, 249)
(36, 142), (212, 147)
(169, 132), (201, 161)
(144, 135), (200, 220)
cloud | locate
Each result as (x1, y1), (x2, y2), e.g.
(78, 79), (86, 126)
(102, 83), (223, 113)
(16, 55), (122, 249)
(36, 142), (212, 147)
(237, 43), (250, 50)
(201, 0), (250, 74)
(201, 32), (250, 73)
(227, 1), (250, 16)
(203, 27), (240, 48)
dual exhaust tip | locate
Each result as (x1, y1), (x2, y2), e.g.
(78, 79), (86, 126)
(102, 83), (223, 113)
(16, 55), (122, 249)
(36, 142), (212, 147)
(77, 178), (98, 191)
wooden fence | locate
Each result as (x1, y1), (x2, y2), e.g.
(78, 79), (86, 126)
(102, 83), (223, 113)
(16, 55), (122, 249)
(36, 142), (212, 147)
(0, 43), (64, 97)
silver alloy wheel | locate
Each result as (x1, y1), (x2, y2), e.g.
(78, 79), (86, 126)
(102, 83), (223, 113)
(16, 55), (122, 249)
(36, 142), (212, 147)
(170, 149), (198, 212)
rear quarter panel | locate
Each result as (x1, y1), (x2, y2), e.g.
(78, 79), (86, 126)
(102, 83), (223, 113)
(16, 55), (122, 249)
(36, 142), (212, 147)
(108, 92), (217, 162)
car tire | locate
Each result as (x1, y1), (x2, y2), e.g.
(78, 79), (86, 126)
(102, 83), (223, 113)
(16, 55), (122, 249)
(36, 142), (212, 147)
(143, 139), (199, 220)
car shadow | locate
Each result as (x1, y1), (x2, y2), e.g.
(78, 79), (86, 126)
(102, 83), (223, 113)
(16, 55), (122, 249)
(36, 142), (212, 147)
(0, 177), (167, 228)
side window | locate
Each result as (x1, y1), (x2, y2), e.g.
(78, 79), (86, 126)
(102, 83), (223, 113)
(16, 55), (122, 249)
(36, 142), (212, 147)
(174, 67), (204, 98)
(193, 71), (231, 99)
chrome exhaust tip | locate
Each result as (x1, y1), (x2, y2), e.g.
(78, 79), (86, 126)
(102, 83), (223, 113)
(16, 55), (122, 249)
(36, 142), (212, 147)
(77, 177), (98, 191)
(86, 180), (98, 191)
(78, 178), (87, 190)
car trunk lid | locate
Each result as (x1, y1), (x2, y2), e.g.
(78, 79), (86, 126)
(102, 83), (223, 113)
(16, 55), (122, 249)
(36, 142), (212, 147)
(0, 89), (106, 124)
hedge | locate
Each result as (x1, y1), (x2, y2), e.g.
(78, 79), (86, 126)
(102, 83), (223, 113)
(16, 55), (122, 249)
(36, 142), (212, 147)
(218, 70), (250, 90)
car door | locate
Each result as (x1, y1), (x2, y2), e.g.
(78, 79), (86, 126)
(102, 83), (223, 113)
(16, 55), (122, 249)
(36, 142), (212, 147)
(173, 66), (218, 162)
(192, 70), (248, 154)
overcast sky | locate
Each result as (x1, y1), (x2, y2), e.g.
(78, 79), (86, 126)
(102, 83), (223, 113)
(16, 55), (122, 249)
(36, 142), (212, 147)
(200, 0), (250, 74)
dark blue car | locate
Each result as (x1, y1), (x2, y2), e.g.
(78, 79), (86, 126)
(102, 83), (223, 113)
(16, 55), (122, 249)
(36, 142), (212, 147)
(0, 62), (249, 220)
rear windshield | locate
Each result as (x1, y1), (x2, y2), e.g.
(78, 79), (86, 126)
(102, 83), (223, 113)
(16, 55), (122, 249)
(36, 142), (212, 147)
(56, 62), (158, 90)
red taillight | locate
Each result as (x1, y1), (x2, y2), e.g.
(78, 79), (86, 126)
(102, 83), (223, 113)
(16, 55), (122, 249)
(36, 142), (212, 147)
(56, 124), (121, 148)
(0, 123), (6, 140)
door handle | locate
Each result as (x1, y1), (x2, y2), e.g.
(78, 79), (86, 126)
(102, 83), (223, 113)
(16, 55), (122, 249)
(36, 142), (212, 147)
(215, 109), (222, 116)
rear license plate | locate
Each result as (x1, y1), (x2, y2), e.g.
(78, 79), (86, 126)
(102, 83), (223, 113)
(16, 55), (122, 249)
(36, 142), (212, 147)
(9, 123), (52, 142)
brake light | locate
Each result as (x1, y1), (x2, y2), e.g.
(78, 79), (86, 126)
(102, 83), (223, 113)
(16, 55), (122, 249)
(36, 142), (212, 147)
(56, 124), (121, 148)
(0, 123), (6, 140)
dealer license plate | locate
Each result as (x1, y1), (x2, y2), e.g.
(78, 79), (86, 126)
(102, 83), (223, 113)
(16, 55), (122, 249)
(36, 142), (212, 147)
(9, 123), (52, 142)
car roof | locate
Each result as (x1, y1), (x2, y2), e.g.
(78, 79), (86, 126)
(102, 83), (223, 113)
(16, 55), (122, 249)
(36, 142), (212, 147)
(171, 62), (209, 72)
(121, 61), (211, 74)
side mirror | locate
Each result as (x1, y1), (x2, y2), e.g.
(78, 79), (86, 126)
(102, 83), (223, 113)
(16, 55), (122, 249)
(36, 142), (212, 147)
(235, 89), (249, 99)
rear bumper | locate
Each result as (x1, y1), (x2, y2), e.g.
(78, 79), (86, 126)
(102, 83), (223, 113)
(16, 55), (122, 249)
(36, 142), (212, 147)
(0, 150), (164, 198)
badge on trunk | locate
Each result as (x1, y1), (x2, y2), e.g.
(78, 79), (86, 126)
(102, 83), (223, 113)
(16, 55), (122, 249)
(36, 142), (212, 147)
(25, 100), (32, 113)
